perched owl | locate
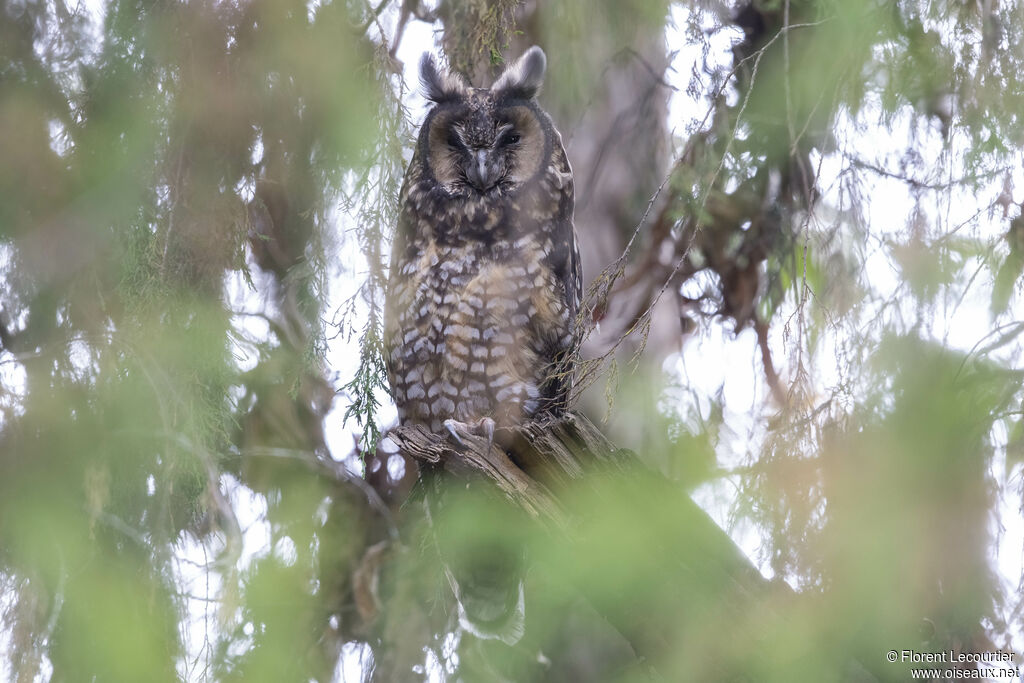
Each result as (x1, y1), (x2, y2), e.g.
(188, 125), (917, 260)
(384, 47), (579, 644)
(385, 46), (580, 444)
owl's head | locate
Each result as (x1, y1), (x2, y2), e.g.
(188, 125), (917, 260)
(417, 47), (556, 196)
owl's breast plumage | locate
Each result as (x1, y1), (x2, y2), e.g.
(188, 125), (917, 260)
(385, 177), (574, 432)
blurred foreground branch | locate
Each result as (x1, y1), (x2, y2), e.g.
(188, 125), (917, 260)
(388, 413), (880, 682)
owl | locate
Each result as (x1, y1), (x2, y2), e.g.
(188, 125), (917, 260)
(384, 46), (581, 447)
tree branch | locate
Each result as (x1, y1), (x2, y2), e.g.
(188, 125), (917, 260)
(387, 412), (881, 681)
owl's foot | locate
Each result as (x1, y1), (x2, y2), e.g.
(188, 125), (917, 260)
(443, 417), (496, 457)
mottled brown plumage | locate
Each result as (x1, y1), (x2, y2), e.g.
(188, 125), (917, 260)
(385, 47), (581, 440)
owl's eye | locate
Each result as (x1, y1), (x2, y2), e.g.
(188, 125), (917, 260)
(447, 130), (464, 150)
(503, 132), (521, 146)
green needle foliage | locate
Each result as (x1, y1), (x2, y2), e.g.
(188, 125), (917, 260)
(0, 0), (1022, 681)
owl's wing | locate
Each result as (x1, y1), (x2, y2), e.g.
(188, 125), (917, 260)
(539, 151), (581, 411)
(550, 217), (581, 324)
(383, 165), (418, 382)
(555, 146), (582, 333)
(387, 160), (418, 286)
(538, 215), (580, 414)
(543, 146), (581, 321)
(566, 223), (582, 323)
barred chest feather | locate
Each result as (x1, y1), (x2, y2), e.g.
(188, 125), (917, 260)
(386, 231), (571, 432)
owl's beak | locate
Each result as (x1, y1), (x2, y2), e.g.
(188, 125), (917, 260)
(466, 149), (500, 192)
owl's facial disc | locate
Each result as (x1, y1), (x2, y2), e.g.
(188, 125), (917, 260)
(421, 49), (549, 194)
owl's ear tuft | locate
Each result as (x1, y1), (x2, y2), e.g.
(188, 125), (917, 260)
(420, 53), (468, 103)
(492, 46), (546, 100)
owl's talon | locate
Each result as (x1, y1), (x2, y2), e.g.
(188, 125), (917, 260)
(443, 419), (469, 447)
(443, 417), (496, 456)
(479, 417), (495, 459)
